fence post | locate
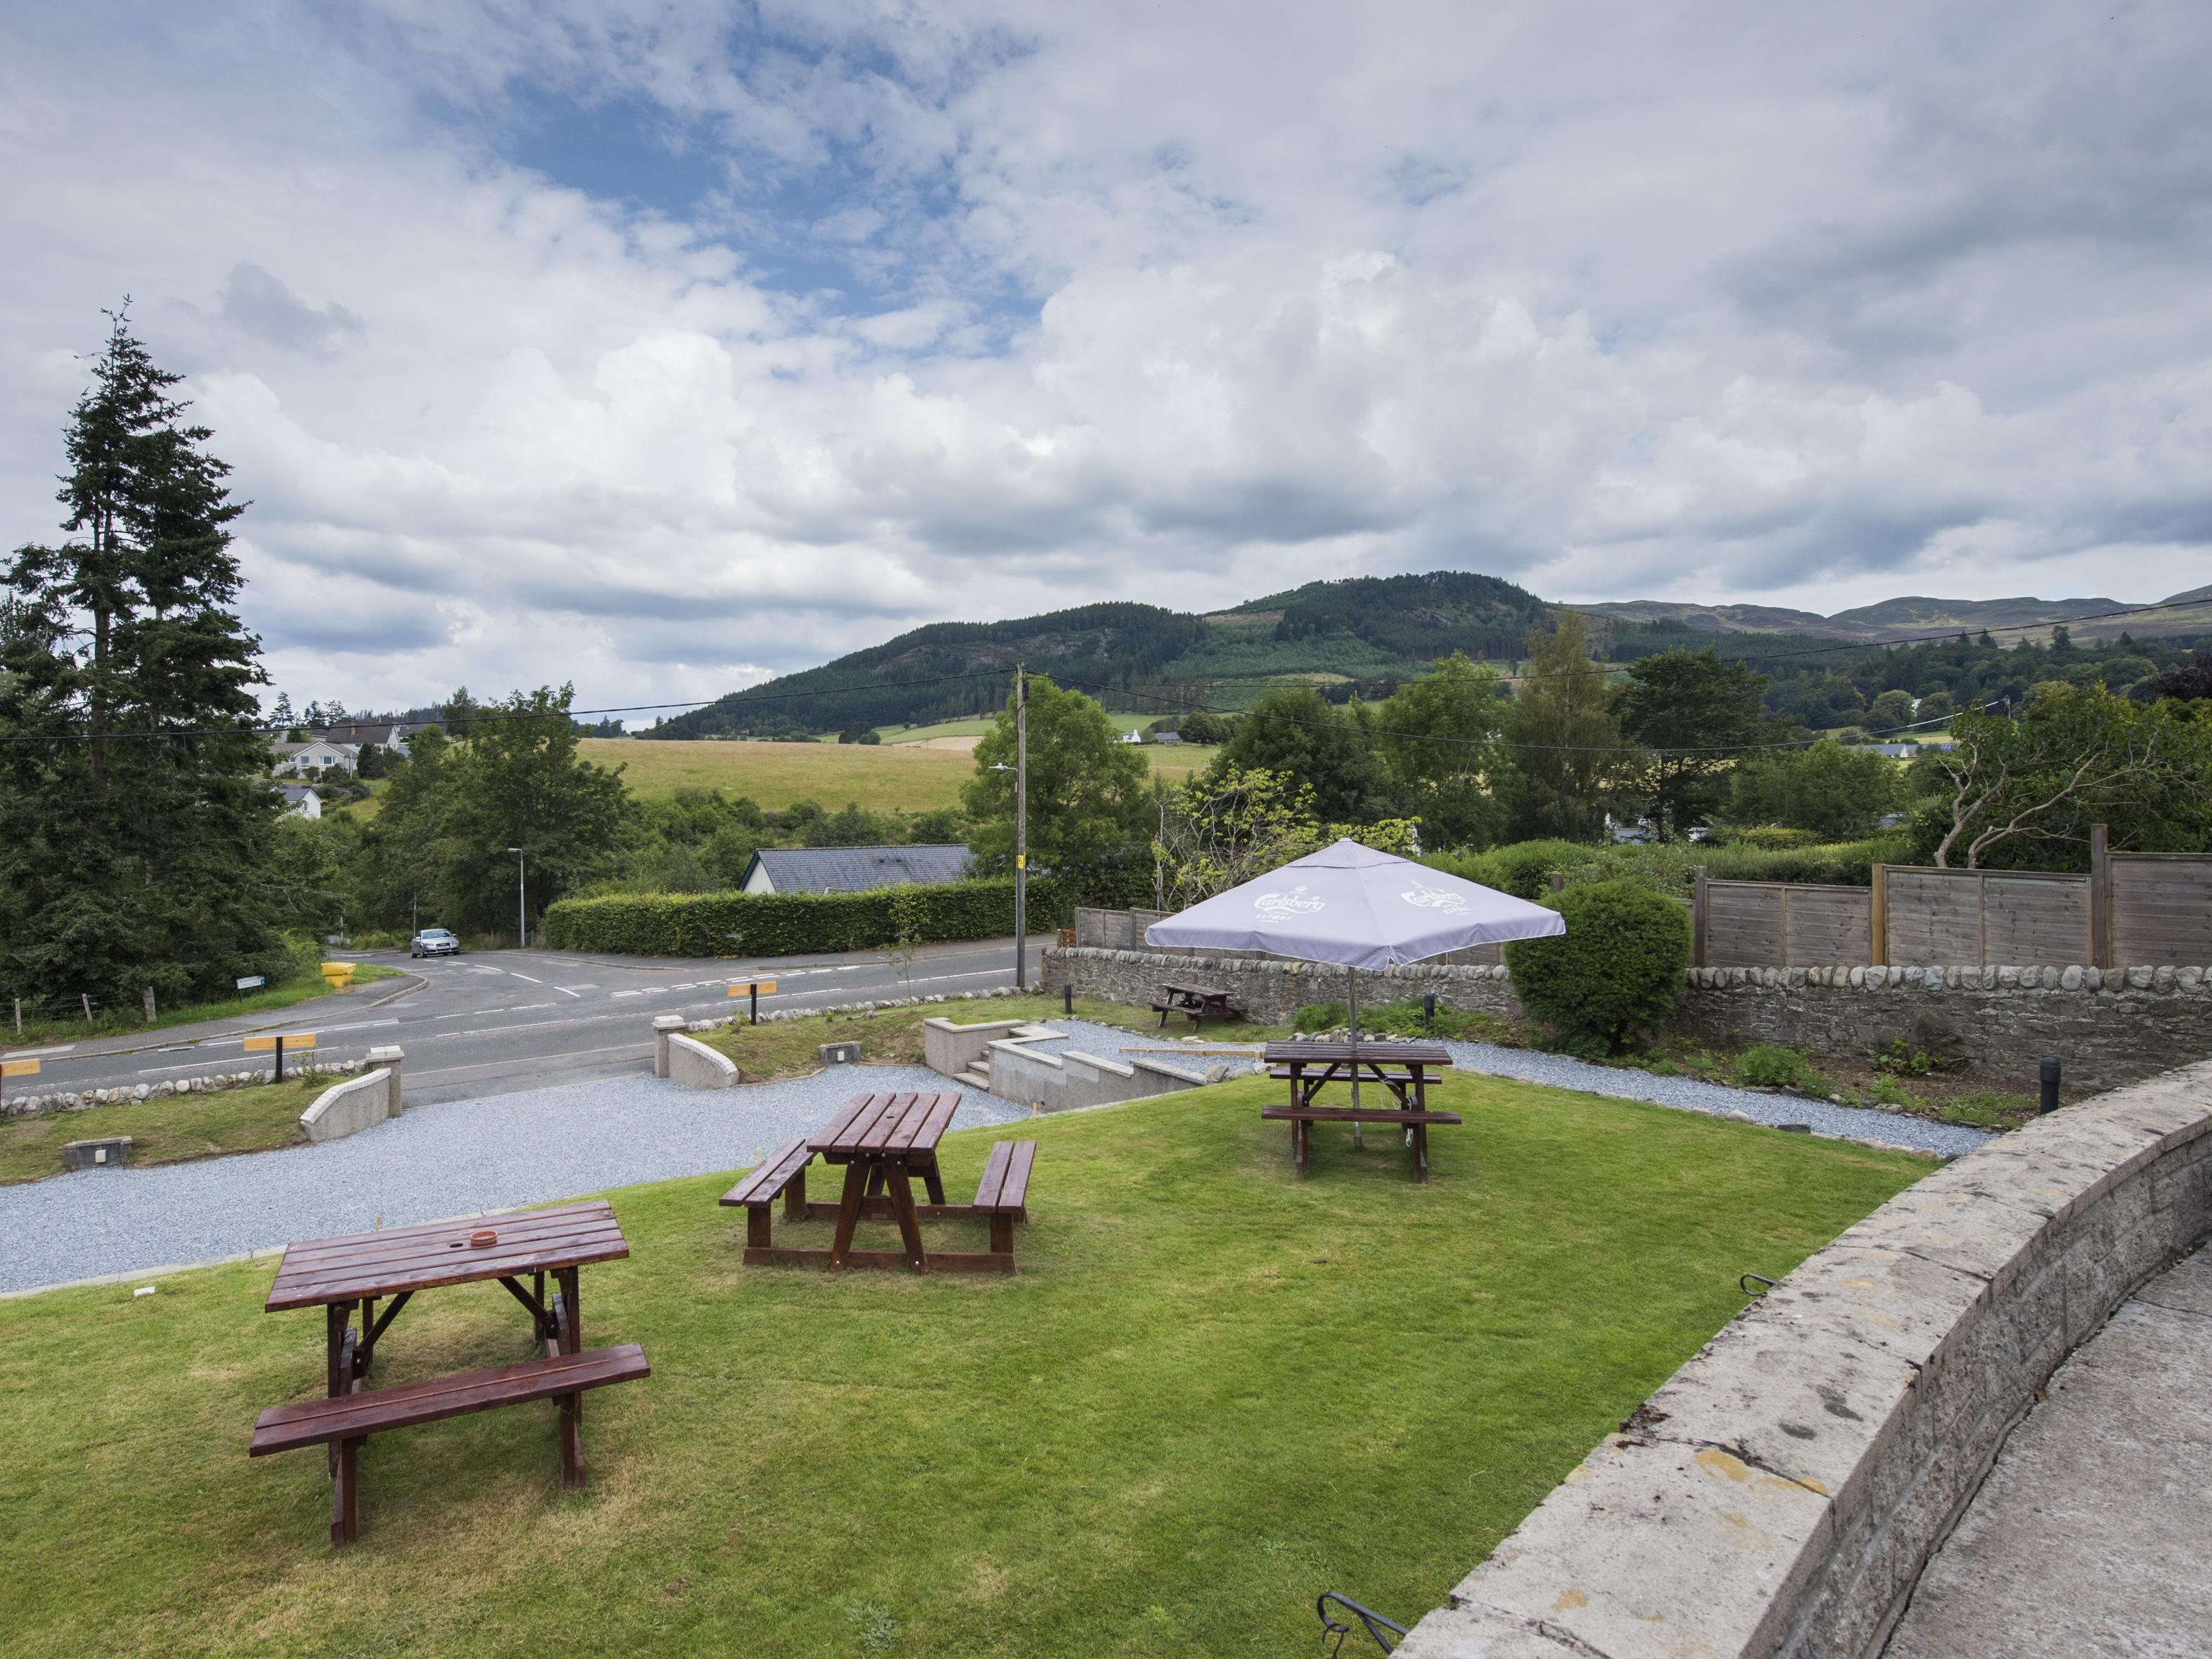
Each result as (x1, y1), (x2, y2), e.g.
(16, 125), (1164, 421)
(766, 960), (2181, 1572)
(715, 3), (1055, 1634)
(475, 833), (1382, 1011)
(1869, 864), (1887, 966)
(2089, 822), (2110, 968)
(1692, 867), (1708, 968)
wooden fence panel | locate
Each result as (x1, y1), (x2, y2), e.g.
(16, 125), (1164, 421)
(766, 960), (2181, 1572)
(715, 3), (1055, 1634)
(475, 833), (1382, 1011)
(1706, 884), (1783, 966)
(1979, 873), (2091, 964)
(1784, 887), (1871, 963)
(2110, 856), (2212, 964)
(1703, 882), (1869, 966)
(1882, 870), (1986, 963)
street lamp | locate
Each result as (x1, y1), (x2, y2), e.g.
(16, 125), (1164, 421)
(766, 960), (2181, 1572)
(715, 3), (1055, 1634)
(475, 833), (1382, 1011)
(506, 846), (526, 950)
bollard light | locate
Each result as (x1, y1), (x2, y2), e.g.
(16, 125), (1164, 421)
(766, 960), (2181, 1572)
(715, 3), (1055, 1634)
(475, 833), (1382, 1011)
(2039, 1056), (2062, 1115)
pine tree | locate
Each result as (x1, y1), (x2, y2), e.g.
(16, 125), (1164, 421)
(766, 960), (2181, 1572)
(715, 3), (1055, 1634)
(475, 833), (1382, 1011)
(0, 310), (284, 1010)
(1503, 610), (1623, 842)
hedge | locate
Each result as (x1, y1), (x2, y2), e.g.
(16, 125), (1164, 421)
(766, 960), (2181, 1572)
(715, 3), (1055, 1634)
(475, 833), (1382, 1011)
(542, 876), (1064, 958)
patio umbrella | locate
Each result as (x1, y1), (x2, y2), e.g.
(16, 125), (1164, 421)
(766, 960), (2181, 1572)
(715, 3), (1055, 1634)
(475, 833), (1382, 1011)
(1144, 838), (1564, 1110)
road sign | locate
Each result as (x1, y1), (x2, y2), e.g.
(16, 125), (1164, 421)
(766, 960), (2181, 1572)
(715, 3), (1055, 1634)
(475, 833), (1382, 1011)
(244, 1031), (315, 1082)
(235, 975), (266, 991)
(0, 1056), (37, 1109)
(728, 980), (778, 1025)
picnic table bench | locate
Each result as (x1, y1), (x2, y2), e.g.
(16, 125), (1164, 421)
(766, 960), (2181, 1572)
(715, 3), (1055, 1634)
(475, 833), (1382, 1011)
(1261, 1040), (1460, 1182)
(1150, 981), (1244, 1030)
(720, 1092), (1035, 1272)
(251, 1200), (648, 1545)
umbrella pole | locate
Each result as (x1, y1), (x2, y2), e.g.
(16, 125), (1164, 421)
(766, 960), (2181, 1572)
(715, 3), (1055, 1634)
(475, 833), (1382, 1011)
(1349, 968), (1363, 1141)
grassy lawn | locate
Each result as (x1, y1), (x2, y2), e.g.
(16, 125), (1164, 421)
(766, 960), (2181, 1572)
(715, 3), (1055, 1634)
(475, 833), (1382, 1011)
(0, 1074), (343, 1186)
(579, 738), (974, 812)
(0, 1074), (1928, 1658)
(3, 963), (401, 1053)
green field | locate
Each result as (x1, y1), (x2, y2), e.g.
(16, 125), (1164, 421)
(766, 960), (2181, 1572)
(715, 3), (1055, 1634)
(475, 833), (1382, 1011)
(0, 1064), (1926, 1658)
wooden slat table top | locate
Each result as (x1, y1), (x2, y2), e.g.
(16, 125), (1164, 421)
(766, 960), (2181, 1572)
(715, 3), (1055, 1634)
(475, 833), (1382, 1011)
(1161, 983), (1231, 999)
(1261, 1040), (1453, 1066)
(265, 1200), (629, 1311)
(811, 1092), (960, 1160)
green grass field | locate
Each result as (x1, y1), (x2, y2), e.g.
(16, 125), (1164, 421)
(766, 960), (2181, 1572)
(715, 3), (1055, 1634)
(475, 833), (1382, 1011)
(0, 1074), (342, 1184)
(0, 1069), (1927, 1658)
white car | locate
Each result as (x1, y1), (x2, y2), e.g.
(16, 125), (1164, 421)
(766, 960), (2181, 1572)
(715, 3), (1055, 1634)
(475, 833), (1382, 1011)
(410, 927), (461, 958)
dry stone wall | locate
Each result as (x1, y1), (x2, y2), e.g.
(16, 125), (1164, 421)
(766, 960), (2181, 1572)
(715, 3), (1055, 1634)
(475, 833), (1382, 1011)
(1045, 948), (2212, 1092)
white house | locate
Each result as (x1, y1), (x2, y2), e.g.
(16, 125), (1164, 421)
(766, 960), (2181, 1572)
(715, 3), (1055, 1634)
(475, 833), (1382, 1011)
(276, 783), (323, 820)
(271, 738), (360, 775)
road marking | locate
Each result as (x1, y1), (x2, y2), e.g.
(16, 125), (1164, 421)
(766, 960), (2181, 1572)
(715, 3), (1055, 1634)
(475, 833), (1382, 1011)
(554, 986), (583, 998)
(3, 1045), (77, 1059)
(559, 984), (597, 992)
(507, 972), (543, 984)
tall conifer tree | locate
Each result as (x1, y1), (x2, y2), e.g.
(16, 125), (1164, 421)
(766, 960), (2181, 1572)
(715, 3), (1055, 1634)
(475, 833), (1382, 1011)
(1, 310), (282, 1009)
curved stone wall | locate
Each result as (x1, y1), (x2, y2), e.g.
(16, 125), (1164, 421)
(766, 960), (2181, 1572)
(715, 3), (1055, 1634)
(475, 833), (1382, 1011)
(1395, 1058), (2212, 1658)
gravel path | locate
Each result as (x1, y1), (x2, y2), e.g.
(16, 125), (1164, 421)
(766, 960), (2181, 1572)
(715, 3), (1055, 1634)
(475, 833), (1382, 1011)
(0, 1064), (1030, 1298)
(1030, 1020), (1992, 1159)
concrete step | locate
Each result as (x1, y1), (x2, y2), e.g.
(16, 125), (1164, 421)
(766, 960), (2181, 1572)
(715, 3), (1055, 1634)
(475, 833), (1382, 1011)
(955, 1068), (992, 1090)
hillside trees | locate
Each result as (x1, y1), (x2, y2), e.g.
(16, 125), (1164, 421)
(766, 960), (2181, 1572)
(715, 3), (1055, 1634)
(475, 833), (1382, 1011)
(356, 688), (630, 934)
(1503, 611), (1622, 842)
(1612, 647), (1770, 840)
(1214, 684), (1392, 822)
(1373, 651), (1511, 847)
(0, 313), (285, 1007)
(1915, 683), (2212, 869)
(964, 675), (1152, 901)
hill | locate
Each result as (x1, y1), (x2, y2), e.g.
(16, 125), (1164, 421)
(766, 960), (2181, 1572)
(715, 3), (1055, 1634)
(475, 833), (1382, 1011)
(654, 572), (1555, 736)
(649, 572), (2212, 738)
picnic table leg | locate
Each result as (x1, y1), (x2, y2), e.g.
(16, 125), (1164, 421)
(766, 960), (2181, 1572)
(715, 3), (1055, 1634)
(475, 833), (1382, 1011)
(325, 1300), (354, 1476)
(886, 1163), (927, 1273)
(1413, 1120), (1430, 1184)
(356, 1296), (376, 1380)
(1292, 1115), (1310, 1177)
(556, 1264), (585, 1487)
(828, 1160), (870, 1270)
(331, 1435), (361, 1546)
(784, 1163), (807, 1222)
(917, 1154), (946, 1205)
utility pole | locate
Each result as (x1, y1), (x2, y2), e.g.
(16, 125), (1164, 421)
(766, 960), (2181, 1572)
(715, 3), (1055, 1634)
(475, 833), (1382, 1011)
(507, 846), (526, 949)
(1014, 662), (1028, 991)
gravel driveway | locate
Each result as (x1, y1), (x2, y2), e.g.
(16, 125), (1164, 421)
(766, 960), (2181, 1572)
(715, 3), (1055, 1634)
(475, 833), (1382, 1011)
(0, 1064), (1030, 1298)
(1038, 1019), (1993, 1159)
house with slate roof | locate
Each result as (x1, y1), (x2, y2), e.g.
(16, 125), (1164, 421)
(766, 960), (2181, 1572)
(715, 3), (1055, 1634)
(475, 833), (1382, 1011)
(739, 845), (973, 895)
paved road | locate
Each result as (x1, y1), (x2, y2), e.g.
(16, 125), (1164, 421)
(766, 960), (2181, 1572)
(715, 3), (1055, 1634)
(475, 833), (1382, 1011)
(1885, 1239), (2212, 1657)
(4, 935), (1054, 1107)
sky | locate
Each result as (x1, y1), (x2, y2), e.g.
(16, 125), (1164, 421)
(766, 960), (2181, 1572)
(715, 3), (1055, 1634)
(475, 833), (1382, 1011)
(4, 1), (2210, 719)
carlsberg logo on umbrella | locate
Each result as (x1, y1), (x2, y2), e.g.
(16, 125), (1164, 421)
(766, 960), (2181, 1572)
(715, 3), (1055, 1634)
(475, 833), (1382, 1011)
(1253, 886), (1326, 916)
(1399, 878), (1470, 914)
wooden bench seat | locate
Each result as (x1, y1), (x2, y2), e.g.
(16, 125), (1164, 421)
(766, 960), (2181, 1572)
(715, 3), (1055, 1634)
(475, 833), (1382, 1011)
(1260, 1106), (1464, 1125)
(251, 1344), (649, 1542)
(972, 1139), (1036, 1255)
(719, 1136), (814, 1248)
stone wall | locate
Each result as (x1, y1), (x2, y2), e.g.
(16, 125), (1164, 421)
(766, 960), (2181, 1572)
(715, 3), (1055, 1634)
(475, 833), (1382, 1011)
(1394, 1058), (2212, 1659)
(1676, 963), (2212, 1093)
(1045, 948), (2212, 1092)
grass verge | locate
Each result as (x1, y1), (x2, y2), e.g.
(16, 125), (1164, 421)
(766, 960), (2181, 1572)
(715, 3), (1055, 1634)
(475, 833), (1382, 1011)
(0, 1071), (1928, 1658)
(0, 1074), (349, 1186)
(3, 963), (401, 1053)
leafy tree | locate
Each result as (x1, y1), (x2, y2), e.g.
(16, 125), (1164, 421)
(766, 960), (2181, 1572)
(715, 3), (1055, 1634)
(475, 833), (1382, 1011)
(1866, 688), (1917, 732)
(1154, 765), (1422, 906)
(1502, 611), (1621, 843)
(270, 691), (294, 727)
(1917, 690), (1955, 722)
(2142, 652), (2212, 703)
(1375, 652), (1511, 848)
(907, 806), (967, 843)
(0, 311), (284, 1008)
(836, 724), (881, 745)
(963, 675), (1151, 900)
(802, 803), (899, 847)
(1915, 683), (2212, 868)
(1728, 740), (1900, 839)
(1612, 647), (1769, 841)
(1214, 683), (1390, 822)
(1175, 709), (1236, 746)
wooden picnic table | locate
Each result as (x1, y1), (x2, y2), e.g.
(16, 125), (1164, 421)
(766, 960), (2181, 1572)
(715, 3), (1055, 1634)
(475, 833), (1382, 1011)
(256, 1201), (644, 1543)
(1152, 981), (1244, 1030)
(1260, 1040), (1460, 1182)
(721, 1091), (1035, 1274)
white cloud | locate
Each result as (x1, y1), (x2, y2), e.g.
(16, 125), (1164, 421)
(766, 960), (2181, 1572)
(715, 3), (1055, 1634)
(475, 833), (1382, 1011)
(3, 1), (2210, 717)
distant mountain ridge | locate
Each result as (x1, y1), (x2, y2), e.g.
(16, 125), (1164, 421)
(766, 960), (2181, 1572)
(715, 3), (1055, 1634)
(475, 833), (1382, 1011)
(652, 573), (2212, 737)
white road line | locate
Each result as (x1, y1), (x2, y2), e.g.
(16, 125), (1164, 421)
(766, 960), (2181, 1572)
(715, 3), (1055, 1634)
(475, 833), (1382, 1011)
(554, 986), (583, 998)
(507, 973), (542, 984)
(560, 984), (598, 992)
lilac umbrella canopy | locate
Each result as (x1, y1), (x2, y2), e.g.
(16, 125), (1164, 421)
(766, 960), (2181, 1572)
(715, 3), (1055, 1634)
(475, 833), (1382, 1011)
(1143, 839), (1564, 968)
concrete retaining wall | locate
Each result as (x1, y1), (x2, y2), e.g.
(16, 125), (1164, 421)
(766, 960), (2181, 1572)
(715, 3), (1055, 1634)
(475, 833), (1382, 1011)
(1395, 1058), (2212, 1659)
(652, 1016), (738, 1089)
(1046, 948), (2212, 1091)
(923, 1017), (1030, 1077)
(299, 1052), (405, 1144)
(986, 1040), (1210, 1114)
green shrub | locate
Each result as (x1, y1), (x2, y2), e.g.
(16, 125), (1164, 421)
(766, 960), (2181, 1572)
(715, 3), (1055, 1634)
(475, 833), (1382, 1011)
(1293, 1002), (1347, 1033)
(542, 876), (1063, 958)
(1359, 999), (1475, 1039)
(1427, 839), (1601, 900)
(1737, 1045), (1812, 1088)
(1502, 880), (1691, 1056)
(1702, 826), (1825, 850)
